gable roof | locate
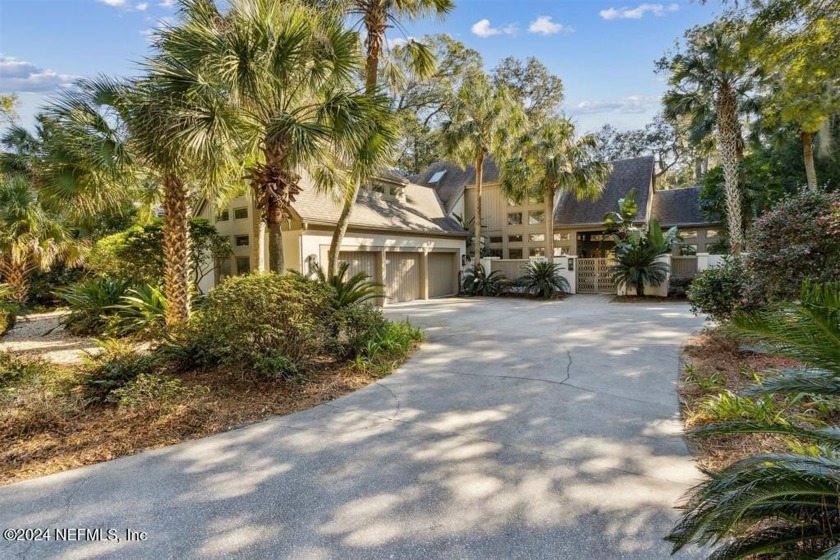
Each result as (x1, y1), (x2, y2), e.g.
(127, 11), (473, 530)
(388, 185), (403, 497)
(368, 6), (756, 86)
(413, 159), (499, 214)
(291, 177), (466, 236)
(651, 186), (718, 228)
(554, 156), (655, 227)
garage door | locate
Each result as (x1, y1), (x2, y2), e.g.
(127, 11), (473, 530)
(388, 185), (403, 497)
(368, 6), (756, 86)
(338, 251), (377, 280)
(429, 252), (457, 298)
(385, 253), (420, 303)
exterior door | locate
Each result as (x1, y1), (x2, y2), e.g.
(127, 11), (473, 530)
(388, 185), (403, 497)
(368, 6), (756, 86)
(428, 252), (457, 298)
(385, 253), (420, 303)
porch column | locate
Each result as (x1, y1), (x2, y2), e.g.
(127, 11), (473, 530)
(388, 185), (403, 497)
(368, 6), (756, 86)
(419, 251), (429, 300)
(376, 250), (387, 307)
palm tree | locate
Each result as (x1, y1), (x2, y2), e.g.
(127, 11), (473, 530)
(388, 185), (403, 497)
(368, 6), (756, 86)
(662, 19), (758, 254)
(501, 117), (611, 260)
(668, 281), (840, 558)
(169, 0), (392, 275)
(609, 220), (678, 297)
(0, 175), (82, 303)
(443, 72), (525, 264)
(323, 0), (450, 276)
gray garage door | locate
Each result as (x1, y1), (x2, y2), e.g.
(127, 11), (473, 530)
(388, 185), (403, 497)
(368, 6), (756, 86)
(429, 252), (457, 298)
(338, 251), (377, 280)
(385, 252), (420, 303)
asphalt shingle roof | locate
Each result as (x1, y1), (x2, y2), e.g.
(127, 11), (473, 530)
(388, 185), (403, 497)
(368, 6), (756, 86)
(292, 177), (466, 236)
(553, 156), (655, 227)
(651, 186), (717, 227)
(413, 159), (499, 215)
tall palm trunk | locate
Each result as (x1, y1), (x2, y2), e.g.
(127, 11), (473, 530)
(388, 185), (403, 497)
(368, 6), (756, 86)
(328, 178), (360, 276)
(267, 202), (285, 274)
(2, 261), (28, 304)
(802, 131), (818, 191)
(473, 154), (484, 264)
(544, 184), (555, 261)
(162, 174), (191, 327)
(250, 194), (265, 273)
(716, 85), (744, 255)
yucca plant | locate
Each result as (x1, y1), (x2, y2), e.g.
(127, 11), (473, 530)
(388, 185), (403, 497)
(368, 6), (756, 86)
(668, 281), (840, 558)
(517, 261), (570, 298)
(461, 264), (505, 297)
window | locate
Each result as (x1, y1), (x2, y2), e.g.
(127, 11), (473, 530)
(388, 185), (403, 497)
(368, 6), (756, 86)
(428, 170), (446, 184)
(706, 229), (720, 238)
(529, 247), (545, 257)
(508, 234), (523, 243)
(234, 235), (249, 247)
(236, 256), (250, 275)
(216, 209), (229, 222)
(554, 232), (570, 241)
(489, 236), (503, 244)
(508, 248), (523, 259)
(233, 207), (248, 220)
(681, 229), (698, 239)
(217, 258), (232, 282)
(529, 233), (545, 242)
(507, 212), (522, 226)
(488, 248), (503, 258)
(370, 184), (386, 194)
(528, 211), (545, 225)
(553, 247), (566, 257)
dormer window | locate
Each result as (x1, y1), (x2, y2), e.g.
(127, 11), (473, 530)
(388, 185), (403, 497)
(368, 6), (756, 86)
(428, 170), (446, 184)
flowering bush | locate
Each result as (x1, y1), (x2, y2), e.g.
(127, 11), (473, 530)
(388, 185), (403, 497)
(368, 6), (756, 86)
(745, 190), (840, 304)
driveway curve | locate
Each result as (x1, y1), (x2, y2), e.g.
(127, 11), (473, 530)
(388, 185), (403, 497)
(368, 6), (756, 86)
(0, 296), (705, 559)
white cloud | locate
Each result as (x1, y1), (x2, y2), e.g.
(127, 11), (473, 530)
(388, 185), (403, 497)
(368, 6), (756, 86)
(0, 56), (77, 93)
(99, 0), (127, 5)
(470, 19), (517, 38)
(528, 16), (565, 35)
(599, 3), (679, 20)
(135, 2), (148, 10)
(158, 0), (175, 7)
(566, 95), (658, 115)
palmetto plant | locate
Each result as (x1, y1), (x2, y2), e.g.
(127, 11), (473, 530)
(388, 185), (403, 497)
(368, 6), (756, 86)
(461, 264), (505, 297)
(609, 219), (678, 297)
(517, 261), (570, 298)
(300, 262), (384, 309)
(108, 285), (168, 339)
(61, 277), (135, 335)
(0, 174), (83, 303)
(661, 20), (759, 254)
(668, 282), (840, 558)
(501, 117), (611, 261)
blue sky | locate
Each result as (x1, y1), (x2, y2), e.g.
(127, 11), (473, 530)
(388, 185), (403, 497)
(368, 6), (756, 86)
(0, 0), (727, 134)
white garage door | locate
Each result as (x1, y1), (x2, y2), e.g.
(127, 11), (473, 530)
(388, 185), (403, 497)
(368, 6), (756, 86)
(385, 253), (420, 303)
(429, 252), (457, 298)
(338, 251), (377, 280)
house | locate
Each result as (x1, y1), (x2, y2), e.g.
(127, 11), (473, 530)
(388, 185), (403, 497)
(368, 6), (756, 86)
(198, 173), (468, 304)
(413, 155), (723, 259)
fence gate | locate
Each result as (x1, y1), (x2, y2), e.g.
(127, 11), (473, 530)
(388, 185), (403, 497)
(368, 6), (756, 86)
(576, 258), (615, 294)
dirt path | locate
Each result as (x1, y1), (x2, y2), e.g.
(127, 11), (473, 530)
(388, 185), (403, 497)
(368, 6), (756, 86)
(0, 310), (98, 365)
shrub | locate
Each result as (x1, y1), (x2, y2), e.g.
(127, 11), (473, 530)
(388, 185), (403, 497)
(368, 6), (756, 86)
(0, 351), (46, 392)
(106, 285), (167, 339)
(462, 264), (505, 296)
(517, 261), (570, 298)
(294, 263), (383, 309)
(61, 277), (134, 335)
(356, 320), (423, 364)
(0, 284), (17, 336)
(108, 373), (200, 410)
(609, 220), (678, 297)
(687, 256), (749, 322)
(80, 339), (157, 400)
(745, 189), (840, 304)
(178, 274), (333, 375)
(331, 303), (389, 359)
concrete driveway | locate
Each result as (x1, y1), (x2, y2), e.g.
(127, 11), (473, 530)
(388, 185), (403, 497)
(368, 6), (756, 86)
(0, 296), (705, 559)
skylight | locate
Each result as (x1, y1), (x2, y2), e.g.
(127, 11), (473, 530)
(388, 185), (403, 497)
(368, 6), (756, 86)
(428, 170), (446, 184)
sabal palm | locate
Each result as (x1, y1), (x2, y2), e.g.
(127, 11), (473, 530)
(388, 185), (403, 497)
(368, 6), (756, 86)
(668, 281), (840, 558)
(323, 0), (448, 275)
(443, 72), (525, 264)
(0, 175), (82, 303)
(168, 0), (392, 274)
(663, 20), (758, 254)
(501, 117), (611, 260)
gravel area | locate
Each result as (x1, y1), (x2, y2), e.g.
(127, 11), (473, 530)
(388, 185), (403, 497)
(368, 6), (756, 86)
(0, 310), (99, 365)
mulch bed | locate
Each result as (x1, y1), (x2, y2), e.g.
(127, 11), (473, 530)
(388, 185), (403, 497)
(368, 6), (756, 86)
(0, 358), (406, 486)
